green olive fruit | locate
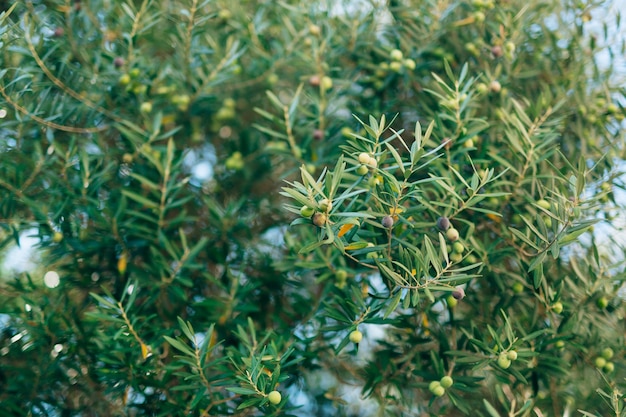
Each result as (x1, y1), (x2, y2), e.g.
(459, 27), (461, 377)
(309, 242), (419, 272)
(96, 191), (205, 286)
(464, 138), (474, 148)
(446, 228), (459, 241)
(555, 340), (565, 349)
(300, 206), (315, 218)
(447, 295), (458, 308)
(432, 385), (446, 397)
(497, 353), (511, 369)
(122, 153), (133, 164)
(309, 24), (321, 36)
(356, 164), (369, 175)
(366, 251), (379, 259)
(306, 164), (316, 174)
(140, 101), (153, 114)
(452, 242), (465, 254)
(552, 302), (563, 314)
(358, 152), (371, 164)
(596, 296), (608, 309)
(450, 252), (463, 263)
(321, 76), (333, 91)
(601, 347), (614, 360)
(312, 212), (327, 227)
(52, 232), (64, 243)
(268, 390), (282, 405)
(336, 269), (348, 281)
(218, 9), (232, 20)
(476, 83), (489, 94)
(474, 11), (485, 23)
(381, 215), (394, 229)
(507, 350), (518, 361)
(537, 199), (551, 210)
(428, 380), (441, 393)
(440, 376), (453, 389)
(403, 59), (416, 70)
(341, 127), (353, 138)
(607, 103), (619, 114)
(349, 329), (363, 343)
(504, 41), (516, 54)
(223, 98), (236, 108)
(118, 74), (131, 85)
(594, 356), (607, 368)
(318, 198), (332, 212)
(603, 362), (615, 373)
(436, 216), (450, 231)
(129, 68), (140, 78)
(390, 49), (403, 61)
(389, 61), (403, 73)
(367, 157), (378, 168)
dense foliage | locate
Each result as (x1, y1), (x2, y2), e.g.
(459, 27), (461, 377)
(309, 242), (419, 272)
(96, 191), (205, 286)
(1, 0), (625, 416)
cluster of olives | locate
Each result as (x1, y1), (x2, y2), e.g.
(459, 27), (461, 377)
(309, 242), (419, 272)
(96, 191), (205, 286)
(496, 350), (518, 369)
(594, 348), (615, 373)
(300, 198), (333, 228)
(428, 375), (454, 397)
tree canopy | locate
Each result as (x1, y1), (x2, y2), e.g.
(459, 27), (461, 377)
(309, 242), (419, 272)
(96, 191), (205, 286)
(0, 0), (625, 416)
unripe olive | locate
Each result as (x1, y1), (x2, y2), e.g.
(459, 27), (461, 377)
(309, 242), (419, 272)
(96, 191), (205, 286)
(594, 356), (607, 368)
(601, 347), (614, 360)
(512, 282), (524, 294)
(312, 212), (327, 227)
(497, 353), (511, 369)
(403, 58), (416, 70)
(504, 41), (516, 54)
(452, 242), (465, 254)
(356, 164), (369, 175)
(335, 269), (348, 281)
(318, 198), (332, 212)
(390, 49), (403, 61)
(447, 295), (458, 308)
(596, 296), (609, 309)
(267, 390), (282, 405)
(452, 287), (466, 300)
(52, 232), (64, 243)
(474, 11), (485, 23)
(476, 83), (489, 94)
(381, 215), (394, 229)
(358, 152), (371, 164)
(537, 199), (551, 210)
(440, 376), (453, 389)
(552, 302), (563, 314)
(450, 252), (463, 263)
(300, 206), (315, 218)
(321, 76), (333, 91)
(122, 153), (133, 164)
(140, 101), (153, 114)
(349, 329), (363, 343)
(428, 381), (441, 393)
(603, 362), (615, 373)
(446, 228), (459, 241)
(555, 340), (565, 349)
(367, 157), (378, 168)
(119, 74), (131, 85)
(432, 385), (445, 397)
(507, 350), (518, 361)
(308, 24), (321, 36)
(437, 216), (450, 231)
(389, 61), (403, 73)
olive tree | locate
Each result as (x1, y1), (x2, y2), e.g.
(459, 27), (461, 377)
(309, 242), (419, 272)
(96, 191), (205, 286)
(0, 0), (625, 416)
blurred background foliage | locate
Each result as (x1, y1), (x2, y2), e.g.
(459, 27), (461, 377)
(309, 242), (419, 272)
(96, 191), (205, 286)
(0, 0), (625, 416)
